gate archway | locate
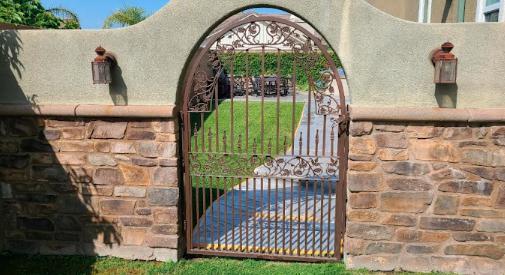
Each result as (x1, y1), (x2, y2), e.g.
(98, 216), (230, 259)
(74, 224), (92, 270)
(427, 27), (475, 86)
(181, 14), (349, 262)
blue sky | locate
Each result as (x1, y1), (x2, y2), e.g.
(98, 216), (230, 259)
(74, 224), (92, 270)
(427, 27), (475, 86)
(41, 1), (285, 29)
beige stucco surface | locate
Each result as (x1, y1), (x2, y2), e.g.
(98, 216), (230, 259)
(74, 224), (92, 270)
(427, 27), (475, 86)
(1, 0), (505, 108)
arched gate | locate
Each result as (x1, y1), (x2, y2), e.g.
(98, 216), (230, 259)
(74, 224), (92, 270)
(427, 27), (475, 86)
(182, 15), (349, 262)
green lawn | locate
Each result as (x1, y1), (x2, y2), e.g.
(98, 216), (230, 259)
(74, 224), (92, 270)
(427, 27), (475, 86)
(0, 255), (450, 275)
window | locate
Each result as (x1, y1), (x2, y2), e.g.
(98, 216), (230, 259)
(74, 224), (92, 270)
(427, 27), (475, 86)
(418, 0), (432, 23)
(476, 0), (505, 22)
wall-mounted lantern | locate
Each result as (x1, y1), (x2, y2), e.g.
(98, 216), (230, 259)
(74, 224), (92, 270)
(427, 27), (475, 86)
(92, 46), (116, 84)
(432, 42), (457, 84)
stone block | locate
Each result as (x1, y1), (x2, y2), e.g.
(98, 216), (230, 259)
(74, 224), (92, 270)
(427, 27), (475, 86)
(126, 129), (156, 140)
(382, 161), (430, 176)
(350, 122), (373, 136)
(94, 168), (124, 185)
(438, 180), (493, 196)
(11, 118), (39, 136)
(153, 120), (177, 134)
(120, 217), (153, 227)
(348, 173), (382, 192)
(420, 217), (475, 231)
(349, 137), (376, 155)
(58, 141), (93, 152)
(491, 126), (505, 138)
(119, 164), (150, 185)
(122, 228), (147, 245)
(0, 155), (29, 169)
(101, 200), (136, 215)
(152, 167), (178, 186)
(90, 122), (127, 139)
(111, 142), (136, 154)
(462, 148), (505, 167)
(433, 195), (459, 215)
(159, 158), (178, 167)
(365, 242), (402, 254)
(398, 256), (432, 273)
(136, 208), (152, 216)
(374, 133), (408, 149)
(132, 157), (158, 167)
(349, 161), (377, 171)
(497, 168), (505, 181)
(374, 124), (405, 133)
(346, 255), (397, 272)
(55, 152), (86, 165)
(452, 232), (492, 242)
(377, 149), (409, 161)
(20, 139), (54, 152)
(88, 153), (117, 166)
(412, 140), (460, 162)
(346, 223), (394, 241)
(495, 186), (505, 208)
(39, 243), (77, 255)
(349, 193), (377, 209)
(114, 186), (147, 198)
(61, 128), (85, 140)
(406, 245), (436, 254)
(153, 208), (178, 224)
(476, 220), (505, 232)
(349, 154), (373, 161)
(345, 237), (368, 255)
(443, 127), (473, 140)
(94, 141), (110, 152)
(347, 210), (379, 222)
(461, 196), (492, 207)
(431, 256), (470, 274)
(17, 217), (54, 231)
(386, 177), (432, 191)
(148, 188), (179, 206)
(43, 129), (61, 141)
(145, 234), (178, 248)
(151, 224), (178, 235)
(55, 216), (81, 231)
(382, 214), (417, 227)
(445, 244), (505, 260)
(460, 166), (495, 180)
(380, 192), (433, 213)
(406, 125), (440, 139)
(460, 208), (505, 218)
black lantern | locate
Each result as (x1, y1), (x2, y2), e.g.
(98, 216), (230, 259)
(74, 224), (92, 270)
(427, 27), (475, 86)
(92, 46), (116, 84)
(432, 42), (458, 84)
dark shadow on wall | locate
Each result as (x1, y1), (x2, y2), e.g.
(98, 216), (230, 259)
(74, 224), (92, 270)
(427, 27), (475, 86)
(0, 30), (28, 104)
(435, 83), (458, 108)
(1, 30), (120, 260)
(109, 64), (128, 105)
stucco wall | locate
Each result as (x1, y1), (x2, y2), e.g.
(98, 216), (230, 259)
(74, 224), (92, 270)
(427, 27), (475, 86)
(1, 0), (505, 108)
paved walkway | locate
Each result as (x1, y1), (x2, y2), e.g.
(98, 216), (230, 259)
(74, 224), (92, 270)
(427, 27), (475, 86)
(193, 97), (343, 256)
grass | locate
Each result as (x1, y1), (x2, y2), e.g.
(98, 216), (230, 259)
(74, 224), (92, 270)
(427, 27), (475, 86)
(0, 255), (451, 275)
(189, 100), (305, 183)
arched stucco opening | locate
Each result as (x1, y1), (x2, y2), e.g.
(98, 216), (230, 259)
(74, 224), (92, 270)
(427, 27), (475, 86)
(178, 8), (350, 262)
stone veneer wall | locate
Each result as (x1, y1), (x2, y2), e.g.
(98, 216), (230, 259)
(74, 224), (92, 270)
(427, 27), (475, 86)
(0, 115), (181, 261)
(345, 120), (505, 274)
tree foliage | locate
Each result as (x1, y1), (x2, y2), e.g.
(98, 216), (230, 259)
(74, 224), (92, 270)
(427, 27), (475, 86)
(0, 0), (79, 29)
(103, 7), (148, 28)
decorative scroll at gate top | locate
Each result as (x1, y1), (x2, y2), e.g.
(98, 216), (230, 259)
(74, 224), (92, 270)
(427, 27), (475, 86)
(183, 15), (349, 262)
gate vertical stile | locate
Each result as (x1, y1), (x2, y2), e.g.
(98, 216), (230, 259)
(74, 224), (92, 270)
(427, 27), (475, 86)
(182, 15), (348, 262)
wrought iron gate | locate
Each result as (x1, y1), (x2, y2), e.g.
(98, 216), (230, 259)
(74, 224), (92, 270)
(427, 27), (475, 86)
(182, 15), (349, 262)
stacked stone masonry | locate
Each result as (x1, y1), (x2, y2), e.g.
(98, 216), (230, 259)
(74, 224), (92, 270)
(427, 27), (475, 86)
(346, 121), (505, 274)
(0, 116), (180, 261)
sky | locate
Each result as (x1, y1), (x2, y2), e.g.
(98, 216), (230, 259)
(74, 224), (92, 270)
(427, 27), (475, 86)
(41, 0), (285, 29)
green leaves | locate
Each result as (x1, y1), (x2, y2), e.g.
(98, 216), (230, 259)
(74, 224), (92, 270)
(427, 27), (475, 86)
(0, 0), (79, 29)
(103, 7), (148, 28)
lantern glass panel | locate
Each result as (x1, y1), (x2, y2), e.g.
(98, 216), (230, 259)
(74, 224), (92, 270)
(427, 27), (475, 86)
(435, 59), (457, 84)
(92, 61), (112, 84)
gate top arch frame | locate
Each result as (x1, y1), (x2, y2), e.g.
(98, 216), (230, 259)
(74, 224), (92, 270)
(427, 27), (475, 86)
(180, 14), (350, 262)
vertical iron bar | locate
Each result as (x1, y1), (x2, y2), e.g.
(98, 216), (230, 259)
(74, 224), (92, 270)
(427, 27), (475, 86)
(223, 177), (228, 249)
(245, 50), (250, 152)
(330, 126), (335, 157)
(245, 177), (249, 251)
(315, 129), (319, 157)
(214, 71), (220, 151)
(239, 177), (243, 252)
(195, 176), (200, 247)
(216, 177), (221, 249)
(231, 177), (235, 251)
(319, 180), (325, 256)
(209, 176), (214, 249)
(322, 115), (327, 156)
(202, 176), (207, 248)
(201, 113), (205, 152)
(306, 74), (313, 155)
(304, 180), (309, 256)
(289, 178), (294, 255)
(291, 50), (297, 155)
(230, 54), (235, 153)
(297, 179), (302, 256)
(267, 177), (272, 253)
(274, 178), (279, 254)
(312, 179), (317, 256)
(276, 48), (281, 154)
(253, 177), (257, 252)
(282, 178), (287, 254)
(327, 179), (332, 257)
(259, 177), (264, 251)
(261, 45), (265, 154)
